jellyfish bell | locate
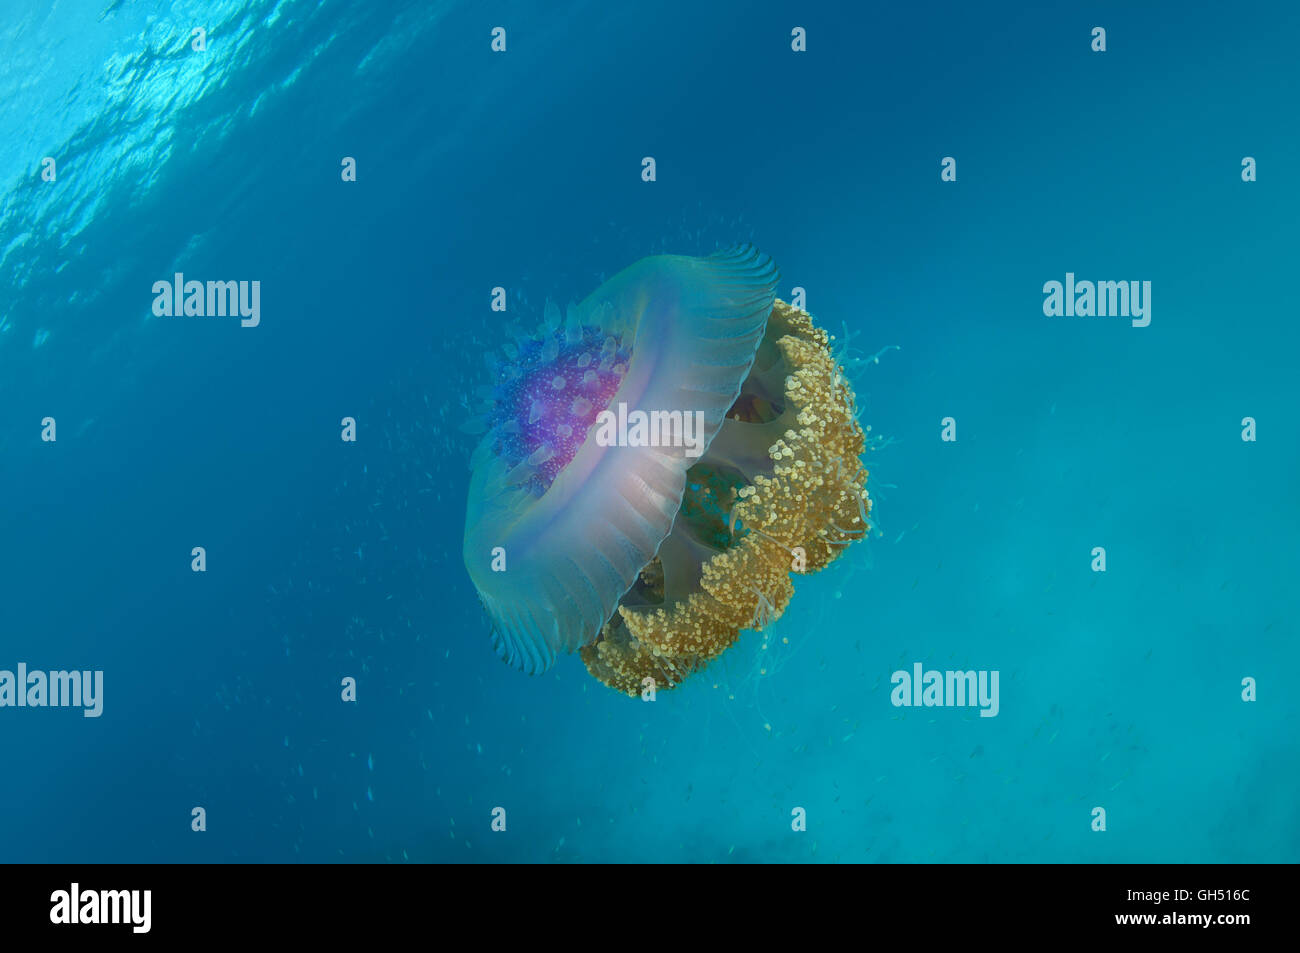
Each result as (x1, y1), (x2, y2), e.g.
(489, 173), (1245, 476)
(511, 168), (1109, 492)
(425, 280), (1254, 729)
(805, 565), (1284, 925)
(463, 246), (781, 673)
(462, 245), (872, 694)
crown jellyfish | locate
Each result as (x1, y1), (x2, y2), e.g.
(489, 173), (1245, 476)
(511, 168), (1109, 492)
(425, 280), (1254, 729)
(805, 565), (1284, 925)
(461, 245), (872, 693)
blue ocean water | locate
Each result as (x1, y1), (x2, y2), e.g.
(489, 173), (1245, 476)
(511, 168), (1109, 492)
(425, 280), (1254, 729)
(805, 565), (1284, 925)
(1, 0), (1296, 863)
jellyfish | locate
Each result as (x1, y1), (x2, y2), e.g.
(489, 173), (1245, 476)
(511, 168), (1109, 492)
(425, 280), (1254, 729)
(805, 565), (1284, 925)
(462, 245), (872, 695)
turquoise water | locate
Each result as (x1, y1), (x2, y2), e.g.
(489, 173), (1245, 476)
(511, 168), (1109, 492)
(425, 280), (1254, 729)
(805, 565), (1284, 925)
(1, 0), (1296, 862)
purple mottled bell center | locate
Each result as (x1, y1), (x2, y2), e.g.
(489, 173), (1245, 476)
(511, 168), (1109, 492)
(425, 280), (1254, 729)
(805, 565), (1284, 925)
(493, 328), (631, 492)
